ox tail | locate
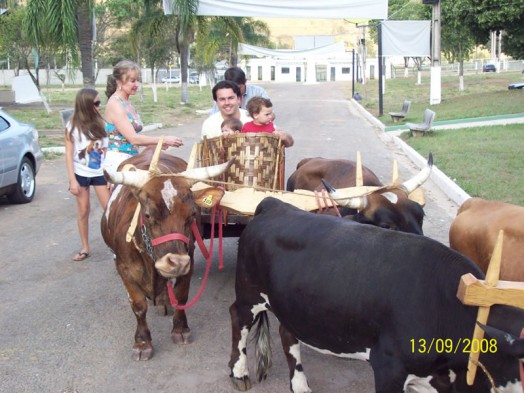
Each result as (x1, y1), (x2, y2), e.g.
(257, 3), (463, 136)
(253, 311), (272, 382)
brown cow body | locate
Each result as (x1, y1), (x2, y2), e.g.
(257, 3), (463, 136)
(101, 148), (225, 360)
(449, 197), (524, 281)
(286, 157), (430, 234)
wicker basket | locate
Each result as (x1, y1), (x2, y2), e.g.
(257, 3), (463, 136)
(197, 133), (285, 191)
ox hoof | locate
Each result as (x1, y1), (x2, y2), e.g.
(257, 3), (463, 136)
(172, 330), (191, 345)
(230, 375), (252, 391)
(131, 344), (154, 361)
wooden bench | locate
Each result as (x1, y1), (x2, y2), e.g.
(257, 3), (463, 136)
(406, 109), (435, 137)
(388, 100), (411, 123)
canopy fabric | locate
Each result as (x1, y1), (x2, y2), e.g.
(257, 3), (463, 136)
(381, 21), (431, 57)
(163, 0), (388, 19)
(238, 42), (346, 59)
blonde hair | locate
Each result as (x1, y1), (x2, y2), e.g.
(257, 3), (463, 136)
(105, 59), (141, 98)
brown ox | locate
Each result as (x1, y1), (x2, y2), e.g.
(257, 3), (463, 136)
(286, 155), (433, 234)
(449, 197), (524, 281)
(101, 147), (229, 360)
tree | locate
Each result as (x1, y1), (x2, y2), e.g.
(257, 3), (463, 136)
(440, 0), (476, 91)
(0, 7), (33, 76)
(457, 0), (524, 59)
(24, 0), (97, 87)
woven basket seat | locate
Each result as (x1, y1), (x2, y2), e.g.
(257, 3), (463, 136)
(197, 133), (285, 191)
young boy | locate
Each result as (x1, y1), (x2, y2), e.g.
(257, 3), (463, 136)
(241, 97), (294, 147)
(221, 118), (243, 136)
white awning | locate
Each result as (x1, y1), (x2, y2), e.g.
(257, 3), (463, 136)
(163, 0), (388, 19)
(381, 21), (431, 57)
(238, 42), (346, 60)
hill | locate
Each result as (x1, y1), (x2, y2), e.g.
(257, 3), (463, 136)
(257, 17), (364, 50)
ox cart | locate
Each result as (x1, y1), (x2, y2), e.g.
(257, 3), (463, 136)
(189, 133), (286, 239)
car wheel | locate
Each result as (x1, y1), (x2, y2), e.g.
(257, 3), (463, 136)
(8, 157), (36, 204)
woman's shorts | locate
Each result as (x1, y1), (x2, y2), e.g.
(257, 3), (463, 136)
(75, 174), (107, 187)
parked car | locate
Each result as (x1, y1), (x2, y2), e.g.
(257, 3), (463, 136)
(189, 72), (200, 84)
(161, 76), (180, 83)
(508, 82), (524, 90)
(0, 108), (43, 203)
(482, 64), (496, 72)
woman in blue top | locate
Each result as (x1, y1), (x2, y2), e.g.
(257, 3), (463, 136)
(103, 59), (183, 170)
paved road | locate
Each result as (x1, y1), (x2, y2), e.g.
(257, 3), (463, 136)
(1, 82), (459, 393)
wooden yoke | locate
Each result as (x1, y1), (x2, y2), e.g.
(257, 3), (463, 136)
(356, 151), (363, 187)
(456, 230), (524, 385)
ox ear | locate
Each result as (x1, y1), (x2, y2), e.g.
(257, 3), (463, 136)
(193, 187), (225, 209)
(408, 188), (426, 206)
(477, 322), (524, 358)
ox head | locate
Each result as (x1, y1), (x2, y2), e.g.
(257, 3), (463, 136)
(322, 153), (433, 234)
(104, 156), (231, 279)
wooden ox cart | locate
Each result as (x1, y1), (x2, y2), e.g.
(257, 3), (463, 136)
(189, 133), (287, 239)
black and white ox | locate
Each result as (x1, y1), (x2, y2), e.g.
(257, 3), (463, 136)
(102, 147), (230, 360)
(228, 198), (524, 393)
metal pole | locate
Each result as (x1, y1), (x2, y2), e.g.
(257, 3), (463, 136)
(352, 49), (355, 98)
(378, 22), (383, 116)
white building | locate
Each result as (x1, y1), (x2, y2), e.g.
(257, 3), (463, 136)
(238, 41), (392, 83)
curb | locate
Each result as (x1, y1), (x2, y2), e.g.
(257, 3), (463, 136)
(351, 99), (471, 206)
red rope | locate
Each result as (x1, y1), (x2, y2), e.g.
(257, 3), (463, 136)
(167, 202), (228, 310)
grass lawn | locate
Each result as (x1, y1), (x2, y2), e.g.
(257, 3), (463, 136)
(358, 70), (524, 206)
(399, 125), (524, 205)
(6, 84), (215, 150)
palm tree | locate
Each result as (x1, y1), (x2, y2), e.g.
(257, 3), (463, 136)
(24, 0), (96, 87)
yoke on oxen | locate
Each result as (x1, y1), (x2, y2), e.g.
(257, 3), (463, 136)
(188, 134), (389, 238)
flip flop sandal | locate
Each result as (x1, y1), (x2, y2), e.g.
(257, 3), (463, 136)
(73, 252), (90, 261)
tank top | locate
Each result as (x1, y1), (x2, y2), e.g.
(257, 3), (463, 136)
(106, 95), (144, 155)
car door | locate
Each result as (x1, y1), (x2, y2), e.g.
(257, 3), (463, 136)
(0, 113), (9, 187)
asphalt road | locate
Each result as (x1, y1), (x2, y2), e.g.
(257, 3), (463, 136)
(0, 81), (459, 393)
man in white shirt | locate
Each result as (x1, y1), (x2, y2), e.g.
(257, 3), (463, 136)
(201, 80), (251, 139)
(211, 67), (269, 114)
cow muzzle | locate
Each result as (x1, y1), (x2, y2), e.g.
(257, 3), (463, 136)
(155, 254), (191, 278)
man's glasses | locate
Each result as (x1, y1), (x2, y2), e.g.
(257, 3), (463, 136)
(94, 100), (101, 107)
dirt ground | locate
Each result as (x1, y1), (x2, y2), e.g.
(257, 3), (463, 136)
(0, 82), (459, 393)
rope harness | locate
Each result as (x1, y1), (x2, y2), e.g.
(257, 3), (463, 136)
(139, 204), (223, 311)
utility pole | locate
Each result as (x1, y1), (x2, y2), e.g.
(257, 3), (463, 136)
(424, 0), (441, 104)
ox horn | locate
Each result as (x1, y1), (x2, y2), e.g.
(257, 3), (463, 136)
(104, 168), (151, 188)
(148, 136), (164, 175)
(400, 152), (433, 194)
(321, 179), (368, 210)
(178, 158), (235, 184)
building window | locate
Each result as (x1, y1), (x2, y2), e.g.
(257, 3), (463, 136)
(281, 67), (290, 74)
(342, 67), (350, 74)
(258, 66), (262, 80)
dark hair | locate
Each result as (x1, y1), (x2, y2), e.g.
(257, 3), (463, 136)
(246, 96), (272, 117)
(224, 67), (247, 85)
(212, 80), (241, 101)
(69, 88), (106, 141)
(105, 59), (141, 98)
(221, 118), (243, 131)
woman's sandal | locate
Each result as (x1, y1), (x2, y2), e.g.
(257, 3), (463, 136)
(73, 252), (90, 261)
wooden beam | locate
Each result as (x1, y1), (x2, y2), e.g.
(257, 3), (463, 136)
(457, 274), (524, 309)
(356, 151), (363, 187)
